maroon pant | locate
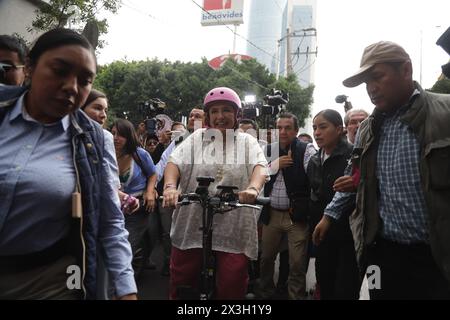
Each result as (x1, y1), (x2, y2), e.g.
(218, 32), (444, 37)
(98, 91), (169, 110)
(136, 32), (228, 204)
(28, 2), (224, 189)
(169, 247), (248, 300)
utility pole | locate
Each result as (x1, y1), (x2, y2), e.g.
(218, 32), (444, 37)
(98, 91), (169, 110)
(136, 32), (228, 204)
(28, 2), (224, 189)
(286, 27), (293, 75)
(277, 28), (318, 78)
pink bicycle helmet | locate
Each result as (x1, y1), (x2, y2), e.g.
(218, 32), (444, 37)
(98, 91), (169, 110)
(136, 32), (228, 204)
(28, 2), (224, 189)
(203, 87), (242, 111)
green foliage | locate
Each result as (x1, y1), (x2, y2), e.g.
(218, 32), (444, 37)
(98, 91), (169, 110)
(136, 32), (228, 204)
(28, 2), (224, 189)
(94, 57), (314, 128)
(28, 0), (120, 48)
(429, 78), (450, 94)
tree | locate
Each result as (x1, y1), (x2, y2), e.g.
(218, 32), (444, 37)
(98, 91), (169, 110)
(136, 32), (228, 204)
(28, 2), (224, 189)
(94, 57), (314, 128)
(28, 0), (121, 48)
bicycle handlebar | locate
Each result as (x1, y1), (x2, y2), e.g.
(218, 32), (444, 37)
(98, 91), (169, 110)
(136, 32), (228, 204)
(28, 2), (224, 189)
(158, 194), (270, 209)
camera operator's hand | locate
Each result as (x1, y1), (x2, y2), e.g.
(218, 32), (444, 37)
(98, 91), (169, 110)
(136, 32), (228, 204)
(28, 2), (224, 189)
(238, 187), (259, 204)
(160, 130), (172, 145)
(143, 189), (158, 212)
(270, 150), (293, 173)
(162, 187), (180, 208)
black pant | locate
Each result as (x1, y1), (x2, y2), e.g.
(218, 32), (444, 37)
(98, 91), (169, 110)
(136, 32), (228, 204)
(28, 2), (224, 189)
(124, 206), (151, 255)
(367, 237), (450, 300)
(315, 238), (361, 300)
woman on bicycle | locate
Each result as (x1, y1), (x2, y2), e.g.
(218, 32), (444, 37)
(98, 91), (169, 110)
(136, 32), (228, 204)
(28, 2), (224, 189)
(162, 87), (269, 299)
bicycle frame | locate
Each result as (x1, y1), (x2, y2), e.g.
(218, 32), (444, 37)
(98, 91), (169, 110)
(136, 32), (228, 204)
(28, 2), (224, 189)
(174, 176), (269, 300)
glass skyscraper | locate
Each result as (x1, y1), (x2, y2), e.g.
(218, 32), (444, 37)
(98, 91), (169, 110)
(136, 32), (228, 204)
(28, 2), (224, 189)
(246, 0), (287, 74)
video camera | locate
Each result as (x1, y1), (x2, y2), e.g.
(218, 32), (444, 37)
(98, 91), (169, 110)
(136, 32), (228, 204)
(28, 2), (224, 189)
(138, 98), (166, 135)
(436, 26), (450, 78)
(241, 88), (289, 128)
(335, 95), (353, 113)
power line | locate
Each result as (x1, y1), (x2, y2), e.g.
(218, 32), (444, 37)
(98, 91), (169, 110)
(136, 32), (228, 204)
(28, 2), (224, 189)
(293, 58), (316, 85)
(222, 63), (270, 90)
(120, 0), (160, 22)
(116, 1), (273, 91)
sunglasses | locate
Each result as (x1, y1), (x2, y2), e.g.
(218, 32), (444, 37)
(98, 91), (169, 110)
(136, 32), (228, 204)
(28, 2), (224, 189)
(146, 141), (158, 146)
(0, 62), (25, 73)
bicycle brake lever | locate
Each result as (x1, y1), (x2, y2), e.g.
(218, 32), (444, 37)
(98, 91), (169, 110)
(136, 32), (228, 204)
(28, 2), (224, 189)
(223, 202), (262, 210)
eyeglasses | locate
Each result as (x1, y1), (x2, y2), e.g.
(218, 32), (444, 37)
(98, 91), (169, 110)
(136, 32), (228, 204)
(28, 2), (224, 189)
(146, 141), (158, 146)
(0, 62), (25, 73)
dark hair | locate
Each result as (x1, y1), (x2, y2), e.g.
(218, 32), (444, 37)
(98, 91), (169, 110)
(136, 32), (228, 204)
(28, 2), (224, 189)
(298, 133), (314, 143)
(171, 121), (186, 130)
(28, 28), (96, 69)
(143, 132), (158, 141)
(81, 89), (107, 110)
(276, 112), (299, 130)
(0, 35), (28, 64)
(113, 119), (141, 155)
(239, 118), (258, 131)
(313, 109), (344, 128)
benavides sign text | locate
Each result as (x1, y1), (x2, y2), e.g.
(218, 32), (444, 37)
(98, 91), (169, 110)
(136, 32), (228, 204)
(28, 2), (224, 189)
(201, 0), (244, 26)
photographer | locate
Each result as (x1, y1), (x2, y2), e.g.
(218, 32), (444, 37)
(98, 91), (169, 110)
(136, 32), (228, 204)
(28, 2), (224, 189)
(143, 133), (160, 162)
(152, 121), (190, 276)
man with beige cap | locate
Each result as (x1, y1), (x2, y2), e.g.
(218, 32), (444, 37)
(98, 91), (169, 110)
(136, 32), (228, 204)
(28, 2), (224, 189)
(313, 41), (450, 299)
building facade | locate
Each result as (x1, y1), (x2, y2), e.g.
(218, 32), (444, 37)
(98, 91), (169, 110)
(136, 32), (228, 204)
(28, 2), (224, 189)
(0, 0), (47, 43)
(279, 0), (317, 86)
(246, 0), (317, 134)
(246, 0), (287, 74)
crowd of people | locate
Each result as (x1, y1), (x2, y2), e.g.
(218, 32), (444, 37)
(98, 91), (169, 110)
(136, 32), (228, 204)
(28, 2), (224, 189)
(0, 28), (449, 300)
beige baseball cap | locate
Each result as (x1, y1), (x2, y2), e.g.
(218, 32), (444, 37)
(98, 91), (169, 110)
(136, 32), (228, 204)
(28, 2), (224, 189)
(343, 41), (410, 88)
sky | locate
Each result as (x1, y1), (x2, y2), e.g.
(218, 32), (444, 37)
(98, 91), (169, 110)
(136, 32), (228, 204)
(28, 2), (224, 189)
(98, 0), (450, 127)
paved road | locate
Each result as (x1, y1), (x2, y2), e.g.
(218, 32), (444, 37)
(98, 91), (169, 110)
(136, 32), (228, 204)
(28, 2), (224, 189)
(136, 244), (169, 300)
(136, 245), (369, 300)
